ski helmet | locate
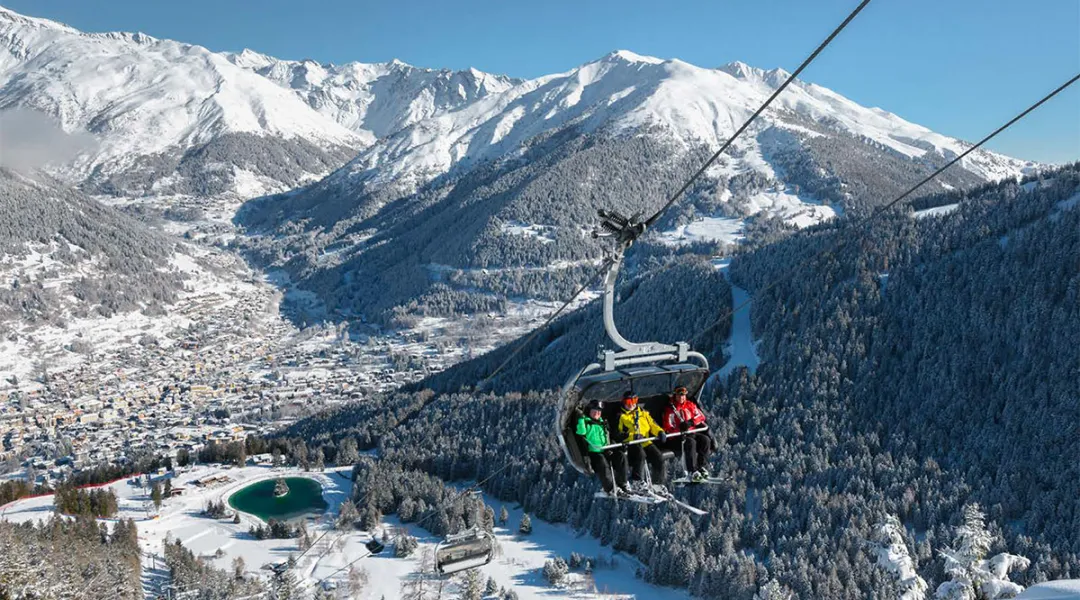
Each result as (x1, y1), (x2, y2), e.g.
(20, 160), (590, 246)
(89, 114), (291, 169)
(671, 386), (689, 403)
(621, 391), (638, 411)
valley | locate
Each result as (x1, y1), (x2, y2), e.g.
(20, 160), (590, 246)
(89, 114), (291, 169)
(0, 3), (1076, 599)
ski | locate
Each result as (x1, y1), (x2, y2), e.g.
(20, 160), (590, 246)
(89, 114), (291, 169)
(651, 488), (708, 515)
(594, 490), (706, 515)
(668, 497), (708, 516)
(671, 475), (731, 486)
(594, 491), (666, 506)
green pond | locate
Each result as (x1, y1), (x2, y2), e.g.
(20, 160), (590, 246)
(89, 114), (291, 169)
(228, 477), (328, 522)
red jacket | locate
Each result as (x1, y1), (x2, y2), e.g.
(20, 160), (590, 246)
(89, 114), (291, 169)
(662, 399), (706, 433)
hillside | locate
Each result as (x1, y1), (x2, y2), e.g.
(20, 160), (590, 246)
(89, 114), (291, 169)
(279, 165), (1080, 598)
(0, 168), (184, 329)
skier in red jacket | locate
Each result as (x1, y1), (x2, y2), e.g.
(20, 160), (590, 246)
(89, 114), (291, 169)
(661, 386), (713, 482)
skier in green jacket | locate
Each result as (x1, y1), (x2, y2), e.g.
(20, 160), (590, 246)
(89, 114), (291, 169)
(575, 401), (630, 497)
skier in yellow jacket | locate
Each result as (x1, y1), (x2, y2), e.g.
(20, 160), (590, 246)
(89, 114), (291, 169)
(615, 391), (668, 495)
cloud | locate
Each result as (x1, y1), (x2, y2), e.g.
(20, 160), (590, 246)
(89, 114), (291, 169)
(0, 108), (97, 172)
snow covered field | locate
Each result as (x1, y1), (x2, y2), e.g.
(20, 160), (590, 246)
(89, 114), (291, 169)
(0, 464), (691, 599)
(913, 203), (960, 219)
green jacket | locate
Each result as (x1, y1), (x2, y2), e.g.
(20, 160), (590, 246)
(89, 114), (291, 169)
(575, 416), (610, 453)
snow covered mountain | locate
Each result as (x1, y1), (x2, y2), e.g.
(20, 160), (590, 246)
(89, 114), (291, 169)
(301, 50), (1031, 203)
(225, 49), (519, 142)
(237, 50), (1036, 326)
(0, 6), (363, 198)
(0, 6), (514, 200)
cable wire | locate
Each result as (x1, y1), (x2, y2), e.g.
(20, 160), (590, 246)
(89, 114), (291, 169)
(480, 257), (613, 384)
(478, 0), (873, 385)
(690, 72), (1080, 346)
(299, 460), (515, 594)
(643, 0), (873, 229)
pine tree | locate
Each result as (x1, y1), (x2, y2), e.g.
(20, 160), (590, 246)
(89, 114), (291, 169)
(348, 565), (369, 597)
(499, 505), (509, 526)
(232, 556), (246, 580)
(872, 515), (928, 600)
(542, 557), (569, 585)
(150, 482), (163, 510)
(518, 513), (532, 535)
(460, 568), (484, 600)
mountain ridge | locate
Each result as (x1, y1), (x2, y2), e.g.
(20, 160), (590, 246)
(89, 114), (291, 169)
(235, 47), (1036, 327)
(0, 5), (516, 199)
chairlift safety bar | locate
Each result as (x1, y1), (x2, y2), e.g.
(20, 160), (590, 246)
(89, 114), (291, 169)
(598, 425), (709, 452)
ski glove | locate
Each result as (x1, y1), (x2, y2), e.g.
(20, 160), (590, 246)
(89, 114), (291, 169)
(657, 431), (668, 444)
(678, 421), (691, 432)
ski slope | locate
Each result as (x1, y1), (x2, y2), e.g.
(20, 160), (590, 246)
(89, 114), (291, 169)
(713, 259), (761, 379)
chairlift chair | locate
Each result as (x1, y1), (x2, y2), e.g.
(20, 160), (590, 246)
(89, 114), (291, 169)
(365, 539), (385, 555)
(557, 210), (710, 476)
(434, 527), (496, 575)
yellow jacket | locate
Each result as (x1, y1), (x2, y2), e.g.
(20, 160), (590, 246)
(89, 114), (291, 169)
(616, 407), (663, 447)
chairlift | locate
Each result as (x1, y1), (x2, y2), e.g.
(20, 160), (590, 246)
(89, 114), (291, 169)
(557, 210), (711, 476)
(365, 539), (385, 555)
(434, 489), (496, 575)
(434, 527), (496, 575)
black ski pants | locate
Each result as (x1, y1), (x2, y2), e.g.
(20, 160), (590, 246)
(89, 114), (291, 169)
(676, 432), (712, 474)
(588, 450), (627, 494)
(627, 443), (666, 485)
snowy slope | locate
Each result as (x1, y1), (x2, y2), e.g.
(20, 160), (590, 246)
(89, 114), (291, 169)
(1015, 581), (1080, 599)
(318, 50), (1033, 198)
(225, 49), (519, 141)
(0, 5), (361, 197)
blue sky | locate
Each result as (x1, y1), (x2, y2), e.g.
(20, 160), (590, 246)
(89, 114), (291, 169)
(6, 0), (1079, 163)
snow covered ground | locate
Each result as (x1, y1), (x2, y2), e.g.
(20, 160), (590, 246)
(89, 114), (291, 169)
(913, 203), (960, 219)
(1015, 580), (1080, 599)
(358, 489), (692, 600)
(657, 216), (745, 247)
(0, 236), (270, 388)
(0, 464), (690, 599)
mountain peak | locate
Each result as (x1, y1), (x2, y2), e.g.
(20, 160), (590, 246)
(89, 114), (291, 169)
(0, 5), (77, 32)
(604, 49), (665, 65)
(719, 60), (791, 87)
